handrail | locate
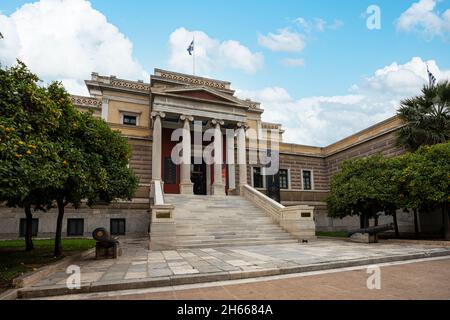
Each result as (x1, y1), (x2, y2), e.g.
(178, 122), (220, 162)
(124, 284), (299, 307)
(242, 184), (316, 239)
(153, 180), (165, 205)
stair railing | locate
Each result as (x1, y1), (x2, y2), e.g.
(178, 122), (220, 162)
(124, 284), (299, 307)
(149, 180), (176, 250)
(241, 184), (316, 240)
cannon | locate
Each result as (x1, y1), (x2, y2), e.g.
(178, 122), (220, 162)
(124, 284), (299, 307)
(92, 228), (121, 259)
(347, 223), (394, 243)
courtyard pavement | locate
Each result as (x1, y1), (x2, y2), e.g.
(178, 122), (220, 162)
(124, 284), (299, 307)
(18, 237), (450, 299)
(60, 256), (450, 300)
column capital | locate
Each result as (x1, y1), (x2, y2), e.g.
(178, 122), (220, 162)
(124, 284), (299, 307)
(180, 115), (194, 122)
(211, 119), (225, 126)
(151, 111), (166, 119)
(237, 122), (250, 130)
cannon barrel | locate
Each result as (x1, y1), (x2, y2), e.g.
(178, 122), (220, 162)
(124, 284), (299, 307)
(92, 228), (111, 242)
(348, 223), (394, 237)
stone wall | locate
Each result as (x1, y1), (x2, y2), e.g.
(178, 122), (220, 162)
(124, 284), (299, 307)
(0, 205), (149, 240)
(128, 137), (152, 199)
(325, 130), (406, 185)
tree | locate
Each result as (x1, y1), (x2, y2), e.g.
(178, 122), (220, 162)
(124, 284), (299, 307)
(0, 61), (64, 251)
(397, 81), (450, 151)
(377, 155), (405, 237)
(45, 84), (138, 256)
(1, 61), (138, 256)
(327, 155), (387, 229)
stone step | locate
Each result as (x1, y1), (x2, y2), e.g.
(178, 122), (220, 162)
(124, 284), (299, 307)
(176, 239), (299, 248)
(161, 194), (297, 249)
(176, 233), (288, 238)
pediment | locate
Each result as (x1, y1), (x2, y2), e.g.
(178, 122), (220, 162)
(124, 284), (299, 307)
(162, 86), (246, 107)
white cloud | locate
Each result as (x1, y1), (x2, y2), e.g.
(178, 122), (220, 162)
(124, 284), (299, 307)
(396, 0), (450, 39)
(294, 17), (344, 33)
(257, 29), (306, 52)
(362, 56), (450, 95)
(281, 58), (305, 67)
(168, 27), (263, 75)
(237, 57), (450, 146)
(0, 0), (148, 95)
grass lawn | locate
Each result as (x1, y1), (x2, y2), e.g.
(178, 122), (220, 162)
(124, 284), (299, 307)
(0, 238), (95, 292)
(316, 231), (348, 238)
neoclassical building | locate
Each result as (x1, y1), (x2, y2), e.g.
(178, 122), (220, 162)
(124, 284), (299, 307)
(2, 68), (429, 244)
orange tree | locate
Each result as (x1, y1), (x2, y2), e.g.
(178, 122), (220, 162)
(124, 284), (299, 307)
(394, 142), (450, 239)
(43, 77), (138, 257)
(1, 61), (138, 256)
(327, 155), (387, 229)
(0, 62), (65, 251)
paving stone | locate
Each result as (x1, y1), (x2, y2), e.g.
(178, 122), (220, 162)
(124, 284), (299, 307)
(26, 237), (450, 294)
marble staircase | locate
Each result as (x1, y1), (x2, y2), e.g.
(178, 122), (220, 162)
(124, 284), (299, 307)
(165, 194), (299, 248)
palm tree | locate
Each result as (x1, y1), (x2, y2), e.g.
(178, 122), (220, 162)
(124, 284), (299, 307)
(397, 81), (450, 151)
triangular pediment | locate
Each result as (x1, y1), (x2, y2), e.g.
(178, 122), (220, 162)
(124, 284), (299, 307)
(162, 86), (246, 107)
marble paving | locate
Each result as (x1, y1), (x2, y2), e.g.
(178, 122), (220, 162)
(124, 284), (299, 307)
(29, 237), (450, 290)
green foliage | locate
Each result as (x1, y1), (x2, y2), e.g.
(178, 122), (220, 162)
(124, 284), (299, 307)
(327, 155), (387, 219)
(1, 61), (138, 255)
(397, 81), (450, 150)
(394, 142), (450, 211)
(327, 142), (450, 231)
(0, 61), (65, 210)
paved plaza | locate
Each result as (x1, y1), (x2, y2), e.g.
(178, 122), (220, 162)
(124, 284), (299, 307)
(17, 238), (450, 299)
(61, 257), (450, 300)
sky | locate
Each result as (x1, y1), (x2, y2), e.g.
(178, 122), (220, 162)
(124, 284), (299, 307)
(0, 0), (449, 146)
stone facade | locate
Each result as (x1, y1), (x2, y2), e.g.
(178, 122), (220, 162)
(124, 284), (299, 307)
(0, 69), (424, 240)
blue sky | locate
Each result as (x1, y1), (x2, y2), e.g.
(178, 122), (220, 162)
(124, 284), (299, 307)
(1, 0), (449, 145)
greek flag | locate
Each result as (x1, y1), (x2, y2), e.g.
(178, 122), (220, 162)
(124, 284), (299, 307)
(187, 40), (194, 56)
(427, 65), (437, 87)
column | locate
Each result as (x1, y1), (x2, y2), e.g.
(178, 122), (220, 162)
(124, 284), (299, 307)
(211, 119), (225, 195)
(101, 98), (109, 121)
(237, 122), (248, 192)
(151, 111), (165, 182)
(226, 129), (236, 191)
(179, 115), (194, 194)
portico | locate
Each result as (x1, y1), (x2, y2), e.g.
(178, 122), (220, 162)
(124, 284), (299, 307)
(149, 69), (256, 196)
(150, 111), (248, 196)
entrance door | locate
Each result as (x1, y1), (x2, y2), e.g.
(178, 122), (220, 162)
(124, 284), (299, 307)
(266, 173), (281, 203)
(191, 159), (207, 195)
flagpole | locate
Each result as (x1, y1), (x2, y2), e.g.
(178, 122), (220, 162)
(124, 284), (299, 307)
(193, 35), (196, 76)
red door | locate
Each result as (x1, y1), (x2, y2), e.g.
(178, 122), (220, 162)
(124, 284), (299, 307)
(162, 128), (180, 194)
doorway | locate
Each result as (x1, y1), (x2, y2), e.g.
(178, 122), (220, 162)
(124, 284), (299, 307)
(191, 159), (207, 195)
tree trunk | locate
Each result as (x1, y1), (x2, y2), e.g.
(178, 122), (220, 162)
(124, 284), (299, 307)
(392, 210), (400, 238)
(443, 203), (450, 241)
(374, 215), (379, 227)
(54, 199), (65, 257)
(24, 205), (34, 251)
(413, 208), (419, 239)
(359, 215), (365, 229)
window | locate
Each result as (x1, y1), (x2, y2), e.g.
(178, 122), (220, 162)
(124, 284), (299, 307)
(67, 219), (84, 237)
(19, 219), (39, 237)
(279, 169), (289, 190)
(111, 219), (126, 236)
(252, 167), (264, 188)
(123, 114), (137, 126)
(303, 170), (312, 190)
